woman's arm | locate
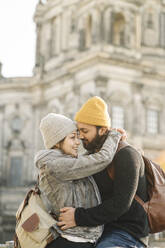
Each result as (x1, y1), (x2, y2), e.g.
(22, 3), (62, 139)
(37, 130), (121, 181)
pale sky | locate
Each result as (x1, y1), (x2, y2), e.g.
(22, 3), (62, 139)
(0, 0), (38, 77)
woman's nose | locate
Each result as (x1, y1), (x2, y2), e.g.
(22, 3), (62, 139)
(76, 138), (80, 145)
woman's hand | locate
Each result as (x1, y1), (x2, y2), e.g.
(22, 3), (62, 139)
(57, 207), (76, 230)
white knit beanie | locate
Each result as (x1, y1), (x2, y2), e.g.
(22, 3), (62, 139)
(40, 113), (77, 149)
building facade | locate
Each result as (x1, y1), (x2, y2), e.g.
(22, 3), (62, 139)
(0, 0), (165, 245)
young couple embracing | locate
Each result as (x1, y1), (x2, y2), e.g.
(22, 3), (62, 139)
(36, 96), (149, 248)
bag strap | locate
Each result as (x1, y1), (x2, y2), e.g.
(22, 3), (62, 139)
(107, 140), (129, 179)
(35, 175), (41, 194)
(107, 141), (145, 208)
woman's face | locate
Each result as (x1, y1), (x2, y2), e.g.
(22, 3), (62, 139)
(61, 131), (80, 157)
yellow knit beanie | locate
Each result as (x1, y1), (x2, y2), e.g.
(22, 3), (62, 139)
(75, 96), (111, 127)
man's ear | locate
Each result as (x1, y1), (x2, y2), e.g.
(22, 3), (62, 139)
(98, 127), (108, 136)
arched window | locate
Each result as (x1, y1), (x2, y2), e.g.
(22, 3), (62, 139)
(10, 116), (23, 134)
(142, 8), (159, 47)
(8, 156), (23, 187)
(71, 15), (76, 33)
(50, 16), (61, 56)
(147, 12), (154, 29)
(86, 15), (92, 48)
(112, 13), (125, 46)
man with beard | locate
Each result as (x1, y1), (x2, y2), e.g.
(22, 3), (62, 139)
(57, 96), (149, 248)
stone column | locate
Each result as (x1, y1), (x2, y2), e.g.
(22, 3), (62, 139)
(51, 17), (56, 56)
(55, 15), (61, 54)
(136, 13), (141, 49)
(45, 21), (52, 60)
(0, 63), (3, 78)
(35, 23), (41, 66)
(131, 83), (144, 136)
(0, 110), (3, 178)
(0, 107), (5, 185)
(104, 9), (113, 44)
(61, 11), (69, 51)
(160, 12), (165, 48)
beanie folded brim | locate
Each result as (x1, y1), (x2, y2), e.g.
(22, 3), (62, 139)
(75, 113), (111, 127)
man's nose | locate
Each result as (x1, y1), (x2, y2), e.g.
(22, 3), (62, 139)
(79, 132), (84, 139)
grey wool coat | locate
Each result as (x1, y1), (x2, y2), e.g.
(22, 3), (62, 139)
(35, 130), (121, 243)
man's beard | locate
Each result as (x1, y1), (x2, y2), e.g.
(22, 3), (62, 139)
(82, 131), (109, 154)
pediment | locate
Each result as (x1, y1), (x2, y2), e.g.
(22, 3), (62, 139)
(108, 90), (131, 106)
(143, 95), (164, 109)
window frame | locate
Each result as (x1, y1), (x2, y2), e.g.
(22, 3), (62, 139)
(111, 105), (125, 129)
(146, 108), (159, 135)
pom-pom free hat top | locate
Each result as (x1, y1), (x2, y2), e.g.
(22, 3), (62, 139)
(40, 113), (76, 149)
(75, 96), (111, 127)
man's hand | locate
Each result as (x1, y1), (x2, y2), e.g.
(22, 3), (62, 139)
(117, 128), (127, 141)
(112, 128), (127, 141)
(57, 207), (76, 230)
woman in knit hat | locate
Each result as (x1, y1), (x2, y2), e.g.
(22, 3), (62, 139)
(35, 113), (123, 248)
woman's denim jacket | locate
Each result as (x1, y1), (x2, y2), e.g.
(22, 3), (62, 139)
(35, 131), (121, 243)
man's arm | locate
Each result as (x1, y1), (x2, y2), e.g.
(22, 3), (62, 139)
(75, 146), (142, 226)
(58, 147), (143, 228)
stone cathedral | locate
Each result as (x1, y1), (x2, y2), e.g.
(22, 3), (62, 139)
(0, 0), (165, 245)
